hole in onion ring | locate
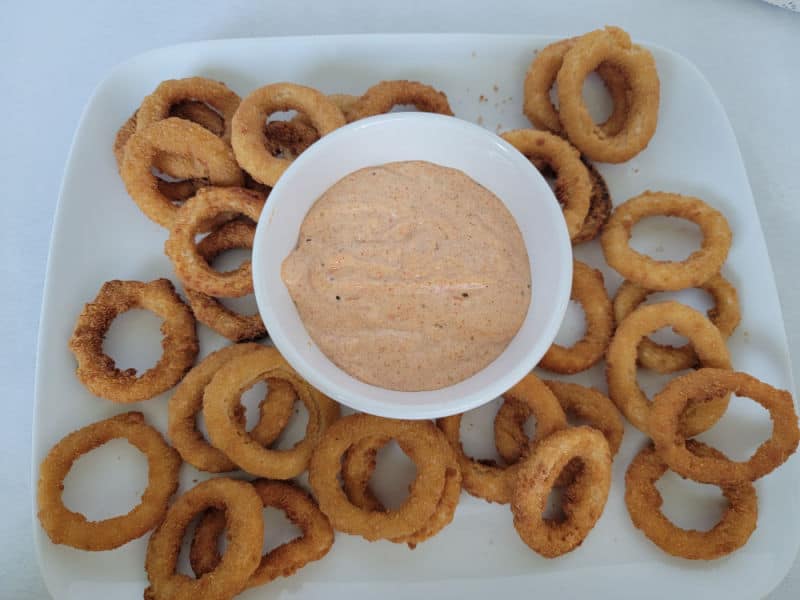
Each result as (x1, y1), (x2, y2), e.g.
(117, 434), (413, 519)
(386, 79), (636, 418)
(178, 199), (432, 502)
(240, 381), (269, 431)
(176, 515), (204, 577)
(542, 485), (568, 522)
(637, 288), (715, 347)
(630, 216), (703, 262)
(366, 440), (418, 511)
(210, 246), (251, 276)
(522, 412), (541, 439)
(547, 71), (616, 125)
(272, 400), (310, 451)
(461, 399), (505, 465)
(637, 368), (694, 402)
(265, 110), (300, 123)
(693, 394), (774, 461)
(218, 295), (260, 318)
(62, 439), (148, 520)
(654, 470), (726, 532)
(552, 300), (588, 347)
(102, 308), (164, 375)
(261, 505), (304, 553)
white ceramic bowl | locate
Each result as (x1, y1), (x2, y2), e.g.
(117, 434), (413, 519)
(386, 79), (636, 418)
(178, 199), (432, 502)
(252, 113), (572, 419)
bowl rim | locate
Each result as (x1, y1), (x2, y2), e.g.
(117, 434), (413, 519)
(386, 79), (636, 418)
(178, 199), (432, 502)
(252, 112), (572, 419)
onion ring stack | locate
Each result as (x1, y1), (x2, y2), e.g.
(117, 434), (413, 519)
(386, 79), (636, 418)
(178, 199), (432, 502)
(438, 373), (567, 504)
(184, 220), (267, 342)
(189, 480), (334, 587)
(203, 346), (340, 479)
(231, 82), (347, 186)
(309, 414), (459, 543)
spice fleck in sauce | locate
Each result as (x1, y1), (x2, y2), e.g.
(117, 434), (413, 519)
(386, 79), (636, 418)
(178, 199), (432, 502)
(281, 160), (531, 391)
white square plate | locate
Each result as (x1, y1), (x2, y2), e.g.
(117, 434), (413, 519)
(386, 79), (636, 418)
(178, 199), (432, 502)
(32, 34), (799, 600)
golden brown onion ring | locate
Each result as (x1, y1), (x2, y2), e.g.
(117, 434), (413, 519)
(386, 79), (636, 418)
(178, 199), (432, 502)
(511, 426), (612, 557)
(68, 278), (198, 402)
(606, 301), (731, 436)
(625, 441), (757, 559)
(37, 412), (181, 551)
(650, 369), (800, 484)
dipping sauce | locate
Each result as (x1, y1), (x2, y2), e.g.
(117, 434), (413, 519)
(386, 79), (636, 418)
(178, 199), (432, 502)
(281, 160), (531, 391)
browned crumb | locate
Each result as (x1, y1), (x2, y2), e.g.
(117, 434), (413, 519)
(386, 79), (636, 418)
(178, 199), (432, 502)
(493, 84), (499, 92)
(479, 94), (487, 103)
(477, 116), (484, 125)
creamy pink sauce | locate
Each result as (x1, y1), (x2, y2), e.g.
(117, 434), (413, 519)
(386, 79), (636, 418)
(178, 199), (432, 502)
(281, 160), (531, 391)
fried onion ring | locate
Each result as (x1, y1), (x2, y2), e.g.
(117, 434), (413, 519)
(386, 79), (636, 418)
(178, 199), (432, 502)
(625, 441), (757, 559)
(511, 426), (612, 557)
(121, 118), (244, 229)
(136, 77), (241, 141)
(164, 187), (264, 297)
(309, 414), (452, 541)
(438, 373), (567, 504)
(348, 80), (454, 121)
(523, 37), (631, 136)
(501, 129), (591, 240)
(606, 301), (731, 436)
(232, 83), (346, 186)
(190, 480), (334, 586)
(539, 261), (613, 374)
(613, 274), (741, 373)
(495, 381), (623, 487)
(68, 278), (198, 402)
(650, 369), (800, 484)
(341, 434), (462, 548)
(293, 93), (361, 125)
(185, 220), (266, 341)
(557, 26), (659, 162)
(37, 412), (181, 550)
(168, 343), (296, 472)
(204, 346), (340, 479)
(144, 478), (263, 600)
(114, 112), (212, 202)
(601, 192), (732, 291)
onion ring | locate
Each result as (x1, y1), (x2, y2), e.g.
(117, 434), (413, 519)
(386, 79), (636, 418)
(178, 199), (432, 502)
(121, 118), (244, 229)
(613, 274), (741, 373)
(495, 380), (623, 487)
(650, 368), (800, 484)
(231, 83), (346, 186)
(524, 37), (631, 136)
(557, 26), (659, 162)
(136, 77), (241, 141)
(190, 479), (334, 586)
(348, 80), (453, 121)
(293, 93), (361, 125)
(37, 412), (181, 550)
(184, 220), (266, 341)
(144, 477), (264, 600)
(309, 414), (452, 541)
(164, 186), (264, 297)
(438, 373), (567, 504)
(68, 278), (198, 402)
(341, 434), (462, 548)
(601, 192), (732, 291)
(539, 260), (613, 374)
(114, 112), (210, 202)
(501, 129), (591, 240)
(606, 301), (731, 436)
(511, 426), (612, 557)
(625, 441), (757, 559)
(203, 346), (340, 479)
(167, 343), (296, 472)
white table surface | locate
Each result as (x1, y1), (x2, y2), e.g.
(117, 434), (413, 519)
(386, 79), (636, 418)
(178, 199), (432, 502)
(2, 0), (798, 597)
